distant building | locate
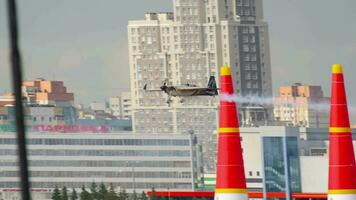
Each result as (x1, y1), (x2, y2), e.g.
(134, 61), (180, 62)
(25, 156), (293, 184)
(0, 131), (201, 198)
(22, 79), (74, 106)
(0, 105), (77, 130)
(274, 83), (329, 128)
(109, 97), (121, 117)
(239, 105), (269, 127)
(120, 92), (132, 119)
(109, 92), (132, 119)
(76, 118), (132, 131)
(0, 92), (15, 107)
(90, 101), (107, 112)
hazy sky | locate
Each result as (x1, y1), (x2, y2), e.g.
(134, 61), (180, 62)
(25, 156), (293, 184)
(1, 0), (356, 107)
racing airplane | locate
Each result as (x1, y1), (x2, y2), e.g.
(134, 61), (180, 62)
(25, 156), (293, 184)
(144, 76), (219, 105)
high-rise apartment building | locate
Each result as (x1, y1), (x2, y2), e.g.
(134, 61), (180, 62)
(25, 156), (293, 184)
(274, 84), (330, 128)
(128, 0), (272, 171)
(22, 80), (74, 106)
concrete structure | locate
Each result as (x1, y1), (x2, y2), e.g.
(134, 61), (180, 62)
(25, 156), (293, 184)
(274, 83), (329, 128)
(0, 132), (200, 196)
(128, 0), (272, 173)
(22, 79), (74, 106)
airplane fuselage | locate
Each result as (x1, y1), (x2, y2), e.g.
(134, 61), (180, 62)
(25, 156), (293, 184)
(165, 86), (216, 97)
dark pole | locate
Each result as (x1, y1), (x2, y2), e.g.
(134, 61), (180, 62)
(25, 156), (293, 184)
(6, 0), (31, 200)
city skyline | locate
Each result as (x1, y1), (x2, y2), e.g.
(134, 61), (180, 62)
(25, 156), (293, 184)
(1, 0), (356, 109)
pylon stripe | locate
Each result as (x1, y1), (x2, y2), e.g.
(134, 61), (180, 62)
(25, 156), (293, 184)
(215, 188), (247, 194)
(219, 127), (239, 133)
(329, 189), (356, 194)
(329, 127), (352, 133)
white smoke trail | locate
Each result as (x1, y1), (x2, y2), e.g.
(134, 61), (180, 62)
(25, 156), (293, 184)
(219, 93), (274, 105)
(219, 93), (356, 113)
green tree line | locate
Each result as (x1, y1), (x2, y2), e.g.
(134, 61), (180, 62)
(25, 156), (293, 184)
(51, 182), (155, 200)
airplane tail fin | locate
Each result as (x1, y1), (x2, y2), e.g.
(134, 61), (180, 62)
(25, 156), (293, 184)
(208, 76), (218, 95)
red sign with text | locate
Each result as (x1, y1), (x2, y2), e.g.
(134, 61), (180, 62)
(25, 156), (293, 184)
(33, 124), (109, 133)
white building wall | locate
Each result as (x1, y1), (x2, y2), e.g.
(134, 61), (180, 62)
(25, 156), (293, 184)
(0, 132), (198, 193)
(300, 156), (328, 193)
(120, 92), (132, 119)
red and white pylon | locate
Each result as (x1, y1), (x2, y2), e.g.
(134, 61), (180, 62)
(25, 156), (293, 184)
(328, 64), (356, 200)
(215, 66), (248, 200)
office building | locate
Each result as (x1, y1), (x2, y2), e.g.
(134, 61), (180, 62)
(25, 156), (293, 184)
(0, 132), (200, 196)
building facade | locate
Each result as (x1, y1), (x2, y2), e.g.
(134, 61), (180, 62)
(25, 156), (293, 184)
(128, 0), (272, 172)
(120, 92), (132, 119)
(0, 105), (77, 130)
(274, 83), (330, 128)
(22, 79), (74, 106)
(202, 127), (356, 194)
(109, 92), (133, 119)
(0, 132), (200, 194)
(0, 92), (15, 107)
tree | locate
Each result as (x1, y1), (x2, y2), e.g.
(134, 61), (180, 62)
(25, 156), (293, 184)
(98, 182), (108, 200)
(131, 190), (137, 200)
(80, 185), (92, 200)
(51, 185), (62, 200)
(90, 181), (99, 200)
(104, 183), (118, 200)
(140, 192), (148, 200)
(71, 188), (78, 200)
(118, 189), (128, 200)
(61, 186), (69, 200)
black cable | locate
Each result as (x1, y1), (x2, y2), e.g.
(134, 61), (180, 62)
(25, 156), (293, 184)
(6, 0), (31, 199)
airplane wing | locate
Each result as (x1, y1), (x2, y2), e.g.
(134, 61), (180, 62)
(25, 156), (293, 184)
(145, 89), (162, 92)
(175, 87), (206, 92)
(143, 84), (162, 92)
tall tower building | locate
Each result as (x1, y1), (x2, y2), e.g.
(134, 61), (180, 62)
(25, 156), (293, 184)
(128, 0), (272, 172)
